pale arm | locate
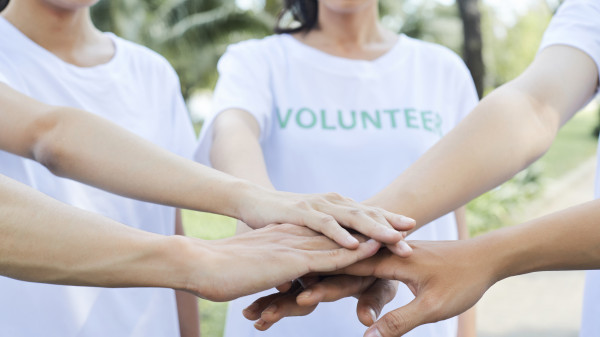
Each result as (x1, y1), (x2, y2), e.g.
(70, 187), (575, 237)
(175, 210), (201, 337)
(210, 108), (413, 251)
(0, 84), (413, 246)
(0, 174), (381, 300)
(366, 45), (598, 228)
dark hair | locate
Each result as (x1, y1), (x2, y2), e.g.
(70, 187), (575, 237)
(275, 0), (318, 34)
(0, 0), (8, 12)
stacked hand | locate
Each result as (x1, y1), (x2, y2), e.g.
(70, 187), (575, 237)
(240, 189), (415, 256)
(181, 224), (384, 302)
(243, 239), (498, 337)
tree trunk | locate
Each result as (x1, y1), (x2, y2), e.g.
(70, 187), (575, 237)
(457, 0), (485, 98)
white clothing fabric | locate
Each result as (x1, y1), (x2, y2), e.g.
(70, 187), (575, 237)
(196, 34), (478, 337)
(0, 17), (196, 337)
(539, 0), (600, 96)
(539, 1), (600, 336)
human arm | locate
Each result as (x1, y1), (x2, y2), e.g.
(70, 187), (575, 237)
(365, 45), (598, 227)
(0, 173), (381, 299)
(0, 83), (413, 248)
(174, 210), (201, 337)
(210, 108), (413, 252)
(329, 198), (600, 337)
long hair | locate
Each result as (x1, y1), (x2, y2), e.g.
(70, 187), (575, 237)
(275, 0), (318, 34)
(0, 0), (9, 12)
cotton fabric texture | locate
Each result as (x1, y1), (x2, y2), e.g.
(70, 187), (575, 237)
(538, 1), (600, 336)
(0, 17), (196, 337)
(196, 33), (478, 337)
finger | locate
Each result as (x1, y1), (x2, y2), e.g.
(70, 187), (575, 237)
(243, 292), (284, 321)
(386, 241), (413, 258)
(260, 292), (318, 325)
(297, 275), (377, 306)
(382, 210), (416, 232)
(364, 300), (423, 337)
(356, 279), (399, 327)
(298, 275), (320, 289)
(254, 318), (275, 331)
(335, 208), (404, 245)
(276, 281), (293, 293)
(306, 239), (381, 274)
(306, 212), (360, 249)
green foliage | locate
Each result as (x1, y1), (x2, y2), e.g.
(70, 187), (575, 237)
(481, 4), (552, 88)
(466, 164), (545, 236)
(91, 0), (275, 99)
(467, 104), (599, 236)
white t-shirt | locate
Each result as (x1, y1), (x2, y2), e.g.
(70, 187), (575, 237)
(539, 1), (600, 337)
(196, 34), (478, 337)
(0, 17), (196, 337)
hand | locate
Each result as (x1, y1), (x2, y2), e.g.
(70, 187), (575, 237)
(337, 240), (496, 337)
(243, 276), (399, 331)
(183, 224), (381, 302)
(239, 187), (415, 254)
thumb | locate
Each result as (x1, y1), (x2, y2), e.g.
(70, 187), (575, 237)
(356, 279), (399, 327)
(364, 299), (422, 337)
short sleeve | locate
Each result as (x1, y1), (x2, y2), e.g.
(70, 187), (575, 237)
(539, 0), (600, 94)
(195, 40), (273, 166)
(166, 67), (197, 160)
(0, 72), (9, 86)
(0, 53), (20, 90)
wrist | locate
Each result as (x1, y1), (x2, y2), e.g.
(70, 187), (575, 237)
(233, 181), (274, 228)
(471, 227), (526, 284)
(163, 235), (214, 297)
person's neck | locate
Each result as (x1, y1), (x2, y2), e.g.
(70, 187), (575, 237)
(296, 3), (396, 60)
(1, 0), (114, 67)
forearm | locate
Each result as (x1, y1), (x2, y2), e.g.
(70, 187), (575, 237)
(367, 85), (558, 226)
(210, 109), (275, 232)
(31, 107), (261, 218)
(0, 174), (193, 289)
(482, 199), (600, 281)
(367, 46), (598, 230)
(210, 109), (274, 190)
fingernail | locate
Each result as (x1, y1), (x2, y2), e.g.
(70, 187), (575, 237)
(347, 235), (360, 246)
(298, 289), (312, 299)
(244, 303), (258, 314)
(263, 304), (278, 315)
(254, 319), (266, 329)
(365, 326), (383, 337)
(369, 308), (378, 322)
(401, 215), (416, 224)
(397, 240), (413, 253)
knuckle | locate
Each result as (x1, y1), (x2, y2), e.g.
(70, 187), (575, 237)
(382, 311), (409, 335)
(325, 192), (344, 201)
(295, 200), (312, 211)
(320, 215), (337, 225)
(348, 208), (362, 216)
(365, 209), (381, 218)
(419, 296), (443, 320)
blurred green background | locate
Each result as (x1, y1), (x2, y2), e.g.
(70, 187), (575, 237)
(90, 0), (598, 335)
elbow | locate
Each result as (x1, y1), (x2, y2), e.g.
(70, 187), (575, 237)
(29, 108), (70, 176)
(521, 92), (561, 165)
(496, 84), (561, 167)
